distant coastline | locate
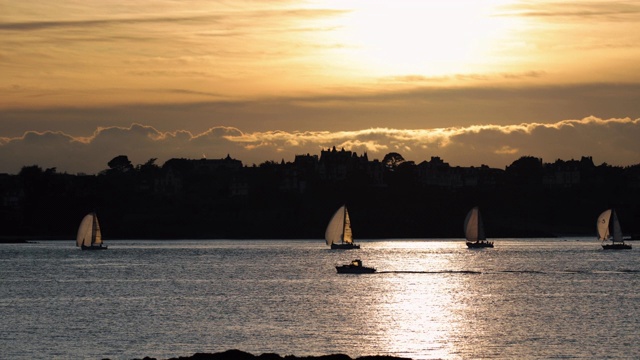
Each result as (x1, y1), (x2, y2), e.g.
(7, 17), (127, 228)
(2, 150), (639, 240)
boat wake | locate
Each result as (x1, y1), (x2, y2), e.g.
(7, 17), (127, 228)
(373, 269), (640, 275)
(376, 270), (482, 274)
(496, 269), (640, 274)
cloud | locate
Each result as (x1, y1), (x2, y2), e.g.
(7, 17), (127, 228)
(3, 81), (640, 146)
(0, 124), (245, 174)
(384, 71), (547, 84)
(1, 117), (639, 174)
(501, 2), (640, 20)
(0, 6), (345, 33)
(0, 15), (213, 31)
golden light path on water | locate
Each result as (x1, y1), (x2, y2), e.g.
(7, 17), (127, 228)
(354, 241), (465, 359)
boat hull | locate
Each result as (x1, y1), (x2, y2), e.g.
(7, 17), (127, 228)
(602, 243), (631, 250)
(336, 265), (376, 274)
(331, 243), (360, 249)
(81, 245), (108, 250)
(466, 241), (494, 248)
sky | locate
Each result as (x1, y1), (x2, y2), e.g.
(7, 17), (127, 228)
(1, 0), (640, 174)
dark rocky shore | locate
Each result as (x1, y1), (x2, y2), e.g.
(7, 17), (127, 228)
(0, 237), (37, 243)
(122, 349), (411, 360)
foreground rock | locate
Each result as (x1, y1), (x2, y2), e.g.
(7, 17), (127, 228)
(123, 349), (412, 360)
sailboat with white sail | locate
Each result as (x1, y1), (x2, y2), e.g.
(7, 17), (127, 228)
(325, 205), (360, 249)
(464, 206), (493, 248)
(597, 209), (631, 250)
(76, 212), (107, 250)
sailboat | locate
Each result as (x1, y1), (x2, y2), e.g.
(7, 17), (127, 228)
(598, 209), (631, 250)
(76, 212), (107, 250)
(464, 206), (493, 248)
(325, 205), (360, 249)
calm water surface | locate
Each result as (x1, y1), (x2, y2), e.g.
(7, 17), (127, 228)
(1, 239), (639, 359)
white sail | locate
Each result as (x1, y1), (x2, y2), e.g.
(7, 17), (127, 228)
(611, 210), (623, 242)
(464, 207), (485, 242)
(343, 207), (353, 244)
(76, 213), (101, 247)
(325, 205), (352, 245)
(597, 209), (612, 241)
(92, 214), (102, 245)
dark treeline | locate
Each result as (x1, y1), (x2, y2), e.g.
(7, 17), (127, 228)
(1, 147), (640, 240)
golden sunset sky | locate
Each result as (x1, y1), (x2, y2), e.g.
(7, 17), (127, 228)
(1, 0), (640, 173)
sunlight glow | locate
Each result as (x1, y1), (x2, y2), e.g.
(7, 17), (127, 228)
(315, 0), (517, 77)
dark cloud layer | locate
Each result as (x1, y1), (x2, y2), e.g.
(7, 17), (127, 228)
(3, 82), (640, 138)
(1, 117), (638, 174)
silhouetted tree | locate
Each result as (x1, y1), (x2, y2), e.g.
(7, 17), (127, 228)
(137, 158), (160, 176)
(506, 156), (543, 186)
(107, 155), (133, 173)
(382, 152), (405, 171)
(18, 165), (43, 182)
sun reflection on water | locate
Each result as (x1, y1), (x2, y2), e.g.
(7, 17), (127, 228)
(382, 277), (459, 359)
(353, 242), (467, 359)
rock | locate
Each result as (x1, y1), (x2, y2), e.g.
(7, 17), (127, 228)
(125, 350), (412, 360)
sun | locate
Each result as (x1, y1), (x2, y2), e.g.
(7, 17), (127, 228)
(316, 0), (516, 78)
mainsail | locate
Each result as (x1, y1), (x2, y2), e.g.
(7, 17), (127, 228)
(464, 206), (485, 242)
(611, 210), (623, 243)
(92, 214), (102, 246)
(325, 205), (353, 245)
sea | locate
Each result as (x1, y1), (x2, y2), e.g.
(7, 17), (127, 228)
(1, 238), (639, 360)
